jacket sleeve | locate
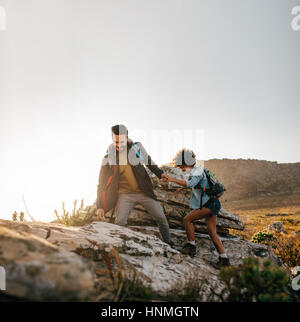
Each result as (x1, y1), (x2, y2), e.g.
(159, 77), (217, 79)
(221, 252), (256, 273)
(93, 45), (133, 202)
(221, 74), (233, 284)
(186, 175), (201, 188)
(134, 142), (164, 179)
(96, 156), (109, 209)
(185, 168), (205, 188)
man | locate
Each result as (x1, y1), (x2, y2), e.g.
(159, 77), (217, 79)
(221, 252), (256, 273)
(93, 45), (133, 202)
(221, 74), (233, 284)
(96, 124), (172, 245)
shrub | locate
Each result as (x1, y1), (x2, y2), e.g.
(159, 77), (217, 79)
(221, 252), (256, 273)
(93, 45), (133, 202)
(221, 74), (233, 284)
(54, 199), (95, 226)
(12, 211), (25, 222)
(12, 211), (18, 221)
(251, 230), (276, 244)
(272, 233), (300, 269)
(216, 258), (298, 302)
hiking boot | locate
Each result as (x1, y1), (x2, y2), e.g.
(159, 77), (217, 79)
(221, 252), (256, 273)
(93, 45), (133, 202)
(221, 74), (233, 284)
(180, 243), (197, 257)
(214, 256), (231, 269)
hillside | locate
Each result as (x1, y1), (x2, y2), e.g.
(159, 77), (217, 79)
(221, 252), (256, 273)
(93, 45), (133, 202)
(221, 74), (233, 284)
(203, 159), (300, 209)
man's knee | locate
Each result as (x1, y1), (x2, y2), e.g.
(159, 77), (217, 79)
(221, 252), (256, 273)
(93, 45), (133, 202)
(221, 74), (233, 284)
(153, 210), (168, 226)
(115, 212), (128, 226)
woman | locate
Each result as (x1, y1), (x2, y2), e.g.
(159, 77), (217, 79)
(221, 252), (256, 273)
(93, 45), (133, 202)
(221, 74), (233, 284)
(165, 148), (230, 268)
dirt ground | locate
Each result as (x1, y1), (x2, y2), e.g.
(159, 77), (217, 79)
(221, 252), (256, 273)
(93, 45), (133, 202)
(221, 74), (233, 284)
(223, 193), (300, 240)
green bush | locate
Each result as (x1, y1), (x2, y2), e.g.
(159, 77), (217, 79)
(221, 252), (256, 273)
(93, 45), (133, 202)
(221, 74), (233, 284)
(251, 230), (276, 244)
(217, 258), (299, 302)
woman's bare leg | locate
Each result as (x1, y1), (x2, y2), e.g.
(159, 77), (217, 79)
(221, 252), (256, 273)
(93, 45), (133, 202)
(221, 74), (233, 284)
(184, 208), (212, 241)
(205, 215), (225, 254)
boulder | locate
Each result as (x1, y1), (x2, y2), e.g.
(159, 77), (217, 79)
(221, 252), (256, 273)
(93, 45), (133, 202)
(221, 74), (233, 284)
(100, 165), (244, 234)
(267, 221), (288, 234)
(0, 224), (94, 301)
(0, 219), (278, 301)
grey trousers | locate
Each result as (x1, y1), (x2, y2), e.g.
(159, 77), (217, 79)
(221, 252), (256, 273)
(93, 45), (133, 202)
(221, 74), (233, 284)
(114, 192), (171, 243)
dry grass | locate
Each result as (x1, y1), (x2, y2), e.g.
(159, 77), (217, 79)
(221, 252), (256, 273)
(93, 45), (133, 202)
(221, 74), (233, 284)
(226, 199), (300, 240)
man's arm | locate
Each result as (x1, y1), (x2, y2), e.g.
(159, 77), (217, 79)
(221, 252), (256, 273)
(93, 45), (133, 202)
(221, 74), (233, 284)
(131, 142), (164, 179)
(96, 156), (109, 210)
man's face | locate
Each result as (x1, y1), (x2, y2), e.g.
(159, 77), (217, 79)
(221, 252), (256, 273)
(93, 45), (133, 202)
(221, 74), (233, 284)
(112, 134), (127, 152)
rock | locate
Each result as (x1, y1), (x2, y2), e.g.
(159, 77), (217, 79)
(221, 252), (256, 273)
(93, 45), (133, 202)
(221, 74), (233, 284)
(267, 221), (288, 234)
(0, 219), (278, 301)
(291, 230), (300, 237)
(98, 165), (244, 235)
(0, 224), (94, 301)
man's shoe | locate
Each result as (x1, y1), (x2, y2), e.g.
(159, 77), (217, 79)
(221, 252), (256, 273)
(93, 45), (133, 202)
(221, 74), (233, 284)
(214, 256), (231, 269)
(180, 243), (197, 257)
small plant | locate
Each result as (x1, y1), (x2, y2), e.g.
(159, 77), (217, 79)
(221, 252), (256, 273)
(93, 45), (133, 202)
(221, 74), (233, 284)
(54, 199), (95, 226)
(216, 258), (298, 302)
(114, 268), (154, 302)
(251, 230), (276, 244)
(87, 239), (155, 302)
(165, 271), (208, 302)
(19, 212), (25, 222)
(12, 211), (25, 222)
(12, 211), (18, 221)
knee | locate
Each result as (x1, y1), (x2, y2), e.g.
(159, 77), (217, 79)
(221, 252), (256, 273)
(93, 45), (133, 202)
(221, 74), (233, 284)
(155, 213), (168, 226)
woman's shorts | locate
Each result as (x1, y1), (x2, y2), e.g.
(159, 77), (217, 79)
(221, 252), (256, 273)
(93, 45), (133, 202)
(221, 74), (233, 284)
(202, 198), (221, 216)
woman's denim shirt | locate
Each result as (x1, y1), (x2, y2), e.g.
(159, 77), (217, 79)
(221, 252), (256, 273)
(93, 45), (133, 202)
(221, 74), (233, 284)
(185, 166), (211, 209)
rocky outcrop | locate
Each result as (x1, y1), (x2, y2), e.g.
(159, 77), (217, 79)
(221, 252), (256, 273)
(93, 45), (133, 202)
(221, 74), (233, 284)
(99, 165), (244, 235)
(0, 224), (94, 301)
(0, 219), (278, 302)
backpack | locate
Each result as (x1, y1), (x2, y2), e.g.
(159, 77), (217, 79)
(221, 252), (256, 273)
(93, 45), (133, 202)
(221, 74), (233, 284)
(203, 168), (226, 198)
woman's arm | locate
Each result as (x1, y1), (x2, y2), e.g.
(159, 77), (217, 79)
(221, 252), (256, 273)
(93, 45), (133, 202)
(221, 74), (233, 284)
(168, 173), (202, 188)
(168, 176), (187, 187)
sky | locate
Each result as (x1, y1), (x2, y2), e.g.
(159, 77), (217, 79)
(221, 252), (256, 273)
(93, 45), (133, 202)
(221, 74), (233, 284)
(0, 0), (300, 222)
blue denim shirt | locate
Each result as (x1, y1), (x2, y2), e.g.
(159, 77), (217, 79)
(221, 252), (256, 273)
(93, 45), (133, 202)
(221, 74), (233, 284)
(185, 166), (211, 209)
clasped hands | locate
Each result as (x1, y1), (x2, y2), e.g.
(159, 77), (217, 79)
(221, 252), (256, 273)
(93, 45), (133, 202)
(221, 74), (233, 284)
(161, 173), (171, 182)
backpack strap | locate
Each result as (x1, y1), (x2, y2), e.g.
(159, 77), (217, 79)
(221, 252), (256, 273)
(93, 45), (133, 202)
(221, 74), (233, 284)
(128, 140), (145, 162)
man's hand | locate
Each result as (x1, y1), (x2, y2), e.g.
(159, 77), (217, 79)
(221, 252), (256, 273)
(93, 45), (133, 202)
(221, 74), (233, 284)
(96, 208), (105, 221)
(161, 173), (169, 182)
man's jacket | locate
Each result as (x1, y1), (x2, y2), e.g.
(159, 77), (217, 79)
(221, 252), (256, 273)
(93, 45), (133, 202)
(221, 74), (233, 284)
(96, 139), (163, 213)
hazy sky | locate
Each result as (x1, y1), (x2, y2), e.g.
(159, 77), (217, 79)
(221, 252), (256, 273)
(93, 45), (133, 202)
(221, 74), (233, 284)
(0, 0), (300, 222)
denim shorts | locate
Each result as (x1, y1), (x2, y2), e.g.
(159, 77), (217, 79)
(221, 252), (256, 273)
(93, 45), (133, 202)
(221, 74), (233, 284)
(202, 198), (221, 216)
